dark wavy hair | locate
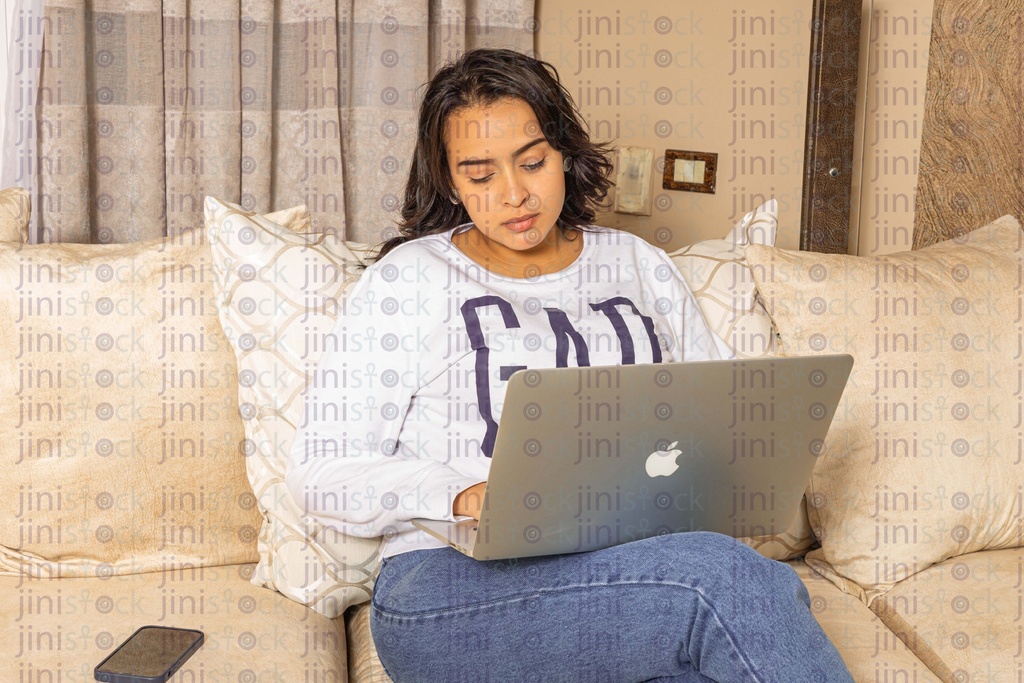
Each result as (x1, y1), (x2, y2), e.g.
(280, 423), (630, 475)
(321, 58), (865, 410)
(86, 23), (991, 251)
(375, 48), (615, 260)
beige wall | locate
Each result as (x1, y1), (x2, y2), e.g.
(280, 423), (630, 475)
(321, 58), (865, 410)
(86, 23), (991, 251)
(537, 0), (932, 256)
(851, 0), (931, 256)
(536, 0), (813, 251)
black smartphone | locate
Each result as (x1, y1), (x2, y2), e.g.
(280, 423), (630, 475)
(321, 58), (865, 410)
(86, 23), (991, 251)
(94, 626), (204, 683)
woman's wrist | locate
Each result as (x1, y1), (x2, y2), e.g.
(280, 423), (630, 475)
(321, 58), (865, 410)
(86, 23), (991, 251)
(452, 482), (486, 518)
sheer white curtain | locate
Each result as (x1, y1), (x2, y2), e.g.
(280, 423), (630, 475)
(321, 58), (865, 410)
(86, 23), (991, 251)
(1, 0), (45, 240)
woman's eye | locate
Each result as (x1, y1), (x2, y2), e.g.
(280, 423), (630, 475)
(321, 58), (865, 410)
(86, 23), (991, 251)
(467, 158), (545, 184)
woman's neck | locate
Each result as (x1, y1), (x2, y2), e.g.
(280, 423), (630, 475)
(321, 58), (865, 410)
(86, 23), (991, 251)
(451, 225), (584, 279)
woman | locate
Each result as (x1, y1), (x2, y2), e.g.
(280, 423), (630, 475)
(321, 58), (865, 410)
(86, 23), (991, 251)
(286, 48), (852, 682)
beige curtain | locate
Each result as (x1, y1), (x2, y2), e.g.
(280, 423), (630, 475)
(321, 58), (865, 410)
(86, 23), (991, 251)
(32, 0), (535, 244)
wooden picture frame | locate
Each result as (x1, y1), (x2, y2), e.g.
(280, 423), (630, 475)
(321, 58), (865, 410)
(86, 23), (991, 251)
(662, 150), (718, 194)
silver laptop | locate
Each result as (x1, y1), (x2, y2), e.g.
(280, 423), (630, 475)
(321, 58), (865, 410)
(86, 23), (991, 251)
(412, 354), (853, 561)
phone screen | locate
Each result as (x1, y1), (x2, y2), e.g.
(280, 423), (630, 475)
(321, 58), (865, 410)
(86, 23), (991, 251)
(96, 626), (203, 679)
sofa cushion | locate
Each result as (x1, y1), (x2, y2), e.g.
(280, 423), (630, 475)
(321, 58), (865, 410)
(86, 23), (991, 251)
(668, 198), (779, 360)
(734, 505), (815, 563)
(345, 602), (394, 683)
(670, 200), (816, 563)
(0, 563), (345, 678)
(0, 187), (31, 242)
(746, 215), (1024, 603)
(870, 548), (1023, 681)
(0, 229), (270, 577)
(205, 196), (380, 618)
(788, 560), (941, 681)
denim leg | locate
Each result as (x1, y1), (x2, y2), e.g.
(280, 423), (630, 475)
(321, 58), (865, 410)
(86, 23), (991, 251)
(370, 532), (852, 683)
(645, 664), (715, 682)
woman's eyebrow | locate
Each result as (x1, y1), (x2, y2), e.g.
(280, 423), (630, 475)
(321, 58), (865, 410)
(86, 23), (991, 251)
(456, 138), (546, 168)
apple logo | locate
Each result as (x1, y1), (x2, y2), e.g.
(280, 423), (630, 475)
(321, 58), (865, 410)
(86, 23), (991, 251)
(645, 441), (683, 477)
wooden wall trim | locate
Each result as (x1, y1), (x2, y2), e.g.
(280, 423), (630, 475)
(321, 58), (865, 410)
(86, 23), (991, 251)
(801, 0), (862, 253)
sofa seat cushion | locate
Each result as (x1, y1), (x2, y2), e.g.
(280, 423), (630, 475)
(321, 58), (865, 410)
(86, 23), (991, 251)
(344, 601), (393, 683)
(339, 559), (937, 683)
(788, 559), (941, 681)
(1, 563), (346, 679)
(870, 548), (1024, 681)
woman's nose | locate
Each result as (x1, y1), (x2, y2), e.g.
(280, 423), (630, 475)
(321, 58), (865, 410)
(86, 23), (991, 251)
(500, 170), (529, 207)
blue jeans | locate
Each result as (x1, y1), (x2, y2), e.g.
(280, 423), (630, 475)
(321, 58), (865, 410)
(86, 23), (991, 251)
(369, 532), (853, 682)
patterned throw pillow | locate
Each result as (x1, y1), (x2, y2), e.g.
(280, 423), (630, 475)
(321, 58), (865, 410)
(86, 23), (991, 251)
(747, 215), (1024, 604)
(670, 199), (820, 562)
(0, 187), (31, 242)
(669, 199), (779, 359)
(205, 197), (379, 617)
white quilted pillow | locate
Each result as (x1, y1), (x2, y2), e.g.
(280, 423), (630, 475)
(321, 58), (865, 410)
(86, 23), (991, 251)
(205, 196), (379, 617)
(669, 199), (779, 359)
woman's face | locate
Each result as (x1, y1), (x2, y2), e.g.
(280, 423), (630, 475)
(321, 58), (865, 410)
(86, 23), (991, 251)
(444, 97), (566, 252)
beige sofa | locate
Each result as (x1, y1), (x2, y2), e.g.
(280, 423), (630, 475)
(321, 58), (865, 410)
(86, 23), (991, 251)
(2, 191), (1018, 681)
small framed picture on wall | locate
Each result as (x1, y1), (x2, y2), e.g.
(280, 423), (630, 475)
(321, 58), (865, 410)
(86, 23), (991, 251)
(663, 150), (717, 194)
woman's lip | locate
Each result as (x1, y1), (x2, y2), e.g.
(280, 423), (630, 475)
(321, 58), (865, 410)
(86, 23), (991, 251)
(504, 214), (540, 231)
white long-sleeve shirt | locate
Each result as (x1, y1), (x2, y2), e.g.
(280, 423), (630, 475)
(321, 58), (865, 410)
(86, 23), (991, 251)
(285, 224), (731, 558)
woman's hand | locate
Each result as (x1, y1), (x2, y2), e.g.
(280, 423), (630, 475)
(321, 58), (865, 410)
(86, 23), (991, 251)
(451, 482), (487, 520)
